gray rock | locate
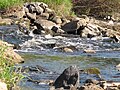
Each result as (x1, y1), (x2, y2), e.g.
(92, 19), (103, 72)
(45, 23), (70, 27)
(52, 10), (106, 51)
(53, 16), (62, 24)
(26, 12), (36, 21)
(53, 65), (79, 89)
(40, 13), (49, 20)
(34, 18), (57, 29)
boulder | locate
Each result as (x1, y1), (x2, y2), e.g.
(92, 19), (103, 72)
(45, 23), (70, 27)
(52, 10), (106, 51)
(0, 40), (24, 63)
(53, 16), (62, 24)
(61, 20), (79, 34)
(25, 12), (36, 21)
(0, 18), (12, 25)
(34, 18), (57, 30)
(0, 81), (8, 90)
(63, 47), (73, 53)
(53, 65), (79, 89)
(80, 24), (101, 38)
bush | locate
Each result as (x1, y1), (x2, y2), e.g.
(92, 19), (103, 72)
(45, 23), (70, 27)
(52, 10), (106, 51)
(72, 0), (120, 18)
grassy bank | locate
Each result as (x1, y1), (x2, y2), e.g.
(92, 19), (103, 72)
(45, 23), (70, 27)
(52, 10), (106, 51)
(0, 0), (73, 16)
(0, 46), (23, 89)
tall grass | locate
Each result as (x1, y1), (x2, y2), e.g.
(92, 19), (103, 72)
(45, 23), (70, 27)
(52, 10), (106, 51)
(0, 0), (73, 17)
(0, 0), (23, 9)
(0, 46), (23, 89)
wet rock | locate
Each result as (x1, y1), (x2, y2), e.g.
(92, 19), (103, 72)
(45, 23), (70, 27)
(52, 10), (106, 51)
(116, 64), (120, 71)
(85, 79), (99, 84)
(81, 84), (104, 90)
(53, 16), (62, 24)
(53, 65), (79, 89)
(102, 81), (120, 90)
(0, 81), (8, 90)
(61, 20), (79, 34)
(79, 83), (104, 90)
(63, 47), (73, 53)
(106, 86), (119, 90)
(83, 49), (96, 53)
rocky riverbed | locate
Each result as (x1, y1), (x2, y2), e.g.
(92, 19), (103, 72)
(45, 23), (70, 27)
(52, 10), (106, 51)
(0, 2), (120, 90)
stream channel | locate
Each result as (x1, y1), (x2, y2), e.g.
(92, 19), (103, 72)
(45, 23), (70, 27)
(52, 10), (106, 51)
(0, 25), (120, 90)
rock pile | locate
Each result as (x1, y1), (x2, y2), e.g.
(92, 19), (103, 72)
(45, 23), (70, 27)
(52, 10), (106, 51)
(18, 2), (120, 43)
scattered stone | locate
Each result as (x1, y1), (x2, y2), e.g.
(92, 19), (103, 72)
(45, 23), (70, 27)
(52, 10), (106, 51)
(79, 83), (104, 90)
(85, 79), (99, 84)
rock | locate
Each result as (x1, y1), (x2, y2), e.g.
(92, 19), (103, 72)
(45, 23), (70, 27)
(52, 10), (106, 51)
(39, 2), (48, 9)
(63, 47), (73, 53)
(26, 12), (36, 21)
(116, 64), (120, 71)
(106, 86), (119, 90)
(61, 20), (79, 34)
(45, 8), (54, 13)
(40, 13), (49, 20)
(85, 79), (99, 84)
(35, 4), (44, 15)
(83, 49), (96, 53)
(0, 40), (24, 63)
(102, 81), (120, 90)
(0, 81), (8, 90)
(79, 83), (104, 90)
(53, 65), (79, 89)
(80, 24), (101, 38)
(34, 19), (57, 30)
(0, 18), (12, 25)
(53, 16), (62, 24)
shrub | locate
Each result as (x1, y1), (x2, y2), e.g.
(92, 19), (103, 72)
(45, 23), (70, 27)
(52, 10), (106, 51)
(72, 0), (120, 18)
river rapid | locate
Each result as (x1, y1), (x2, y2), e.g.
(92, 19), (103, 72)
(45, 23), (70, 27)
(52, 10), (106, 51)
(0, 25), (120, 90)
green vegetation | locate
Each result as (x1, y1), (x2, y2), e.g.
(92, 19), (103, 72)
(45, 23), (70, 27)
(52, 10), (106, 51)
(0, 46), (23, 89)
(0, 0), (73, 17)
(0, 0), (22, 9)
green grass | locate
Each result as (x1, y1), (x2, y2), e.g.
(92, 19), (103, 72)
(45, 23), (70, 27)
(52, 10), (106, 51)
(0, 0), (73, 17)
(0, 0), (22, 9)
(0, 46), (23, 89)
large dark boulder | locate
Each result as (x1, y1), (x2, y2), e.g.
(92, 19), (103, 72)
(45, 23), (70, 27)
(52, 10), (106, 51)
(53, 65), (79, 89)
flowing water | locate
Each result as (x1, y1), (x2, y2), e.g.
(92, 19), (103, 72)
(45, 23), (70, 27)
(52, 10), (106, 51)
(0, 25), (120, 90)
